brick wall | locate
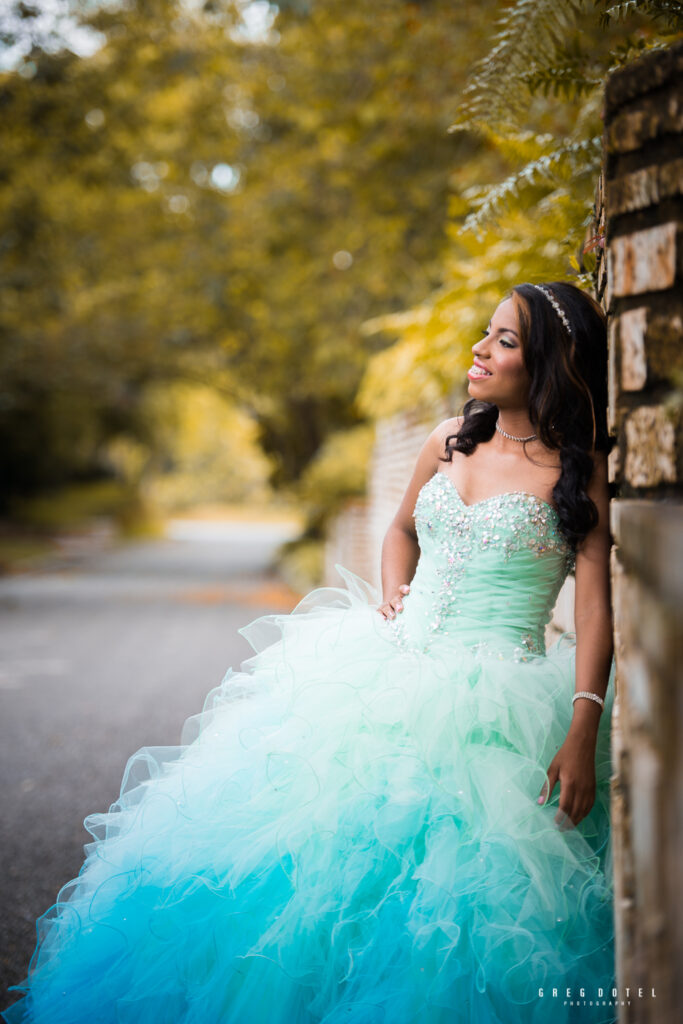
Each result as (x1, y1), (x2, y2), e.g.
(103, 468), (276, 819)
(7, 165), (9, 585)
(323, 402), (452, 592)
(323, 497), (376, 591)
(600, 38), (683, 1024)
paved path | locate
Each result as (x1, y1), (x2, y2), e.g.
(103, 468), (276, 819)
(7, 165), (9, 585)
(0, 520), (301, 1007)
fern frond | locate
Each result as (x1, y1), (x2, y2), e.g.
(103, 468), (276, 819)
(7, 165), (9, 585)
(598, 0), (640, 24)
(456, 135), (602, 239)
(450, 0), (681, 135)
(449, 0), (591, 134)
(604, 34), (674, 70)
(519, 32), (603, 99)
(571, 84), (605, 133)
(461, 126), (558, 166)
(596, 1), (683, 31)
(520, 64), (602, 98)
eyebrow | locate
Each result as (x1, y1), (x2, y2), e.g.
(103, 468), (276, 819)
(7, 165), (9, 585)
(486, 324), (520, 337)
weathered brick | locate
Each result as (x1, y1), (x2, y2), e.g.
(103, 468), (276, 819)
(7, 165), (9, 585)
(605, 38), (683, 111)
(605, 249), (614, 312)
(607, 90), (683, 154)
(646, 312), (683, 381)
(630, 735), (667, 939)
(610, 545), (626, 669)
(607, 315), (620, 432)
(608, 443), (621, 485)
(624, 404), (678, 486)
(610, 222), (677, 297)
(607, 166), (659, 217)
(619, 307), (648, 391)
(617, 582), (677, 737)
(659, 157), (683, 200)
(610, 500), (683, 611)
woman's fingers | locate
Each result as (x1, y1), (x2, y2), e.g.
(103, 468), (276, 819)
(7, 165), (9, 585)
(378, 601), (398, 620)
(551, 775), (595, 828)
(538, 763), (559, 805)
(565, 788), (595, 828)
(377, 586), (411, 620)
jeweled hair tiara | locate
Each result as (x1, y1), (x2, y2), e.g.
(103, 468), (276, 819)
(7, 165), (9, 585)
(533, 285), (572, 337)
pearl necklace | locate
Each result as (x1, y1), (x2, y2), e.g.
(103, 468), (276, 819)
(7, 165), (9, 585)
(495, 419), (537, 443)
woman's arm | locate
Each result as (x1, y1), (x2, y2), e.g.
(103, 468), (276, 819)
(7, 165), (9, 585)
(570, 449), (613, 734)
(538, 450), (613, 827)
(377, 417), (462, 621)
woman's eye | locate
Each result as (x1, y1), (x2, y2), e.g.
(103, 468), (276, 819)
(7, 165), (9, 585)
(499, 337), (515, 348)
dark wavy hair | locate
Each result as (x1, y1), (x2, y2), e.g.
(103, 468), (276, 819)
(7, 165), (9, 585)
(440, 281), (613, 551)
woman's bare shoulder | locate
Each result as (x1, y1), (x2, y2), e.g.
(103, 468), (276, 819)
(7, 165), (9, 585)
(431, 415), (464, 448)
(389, 416), (465, 534)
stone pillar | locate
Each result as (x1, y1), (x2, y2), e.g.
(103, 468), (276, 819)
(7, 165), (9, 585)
(601, 37), (683, 1024)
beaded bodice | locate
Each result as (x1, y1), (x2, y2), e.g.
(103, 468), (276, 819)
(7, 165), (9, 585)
(387, 472), (575, 658)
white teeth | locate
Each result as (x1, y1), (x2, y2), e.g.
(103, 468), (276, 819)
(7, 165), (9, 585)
(470, 367), (491, 376)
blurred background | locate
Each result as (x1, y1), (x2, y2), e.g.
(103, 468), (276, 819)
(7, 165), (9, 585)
(1, 0), (678, 588)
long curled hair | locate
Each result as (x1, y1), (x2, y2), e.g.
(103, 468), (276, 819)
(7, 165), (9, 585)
(441, 281), (613, 551)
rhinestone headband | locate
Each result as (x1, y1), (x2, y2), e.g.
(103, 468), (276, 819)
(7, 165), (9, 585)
(533, 285), (572, 337)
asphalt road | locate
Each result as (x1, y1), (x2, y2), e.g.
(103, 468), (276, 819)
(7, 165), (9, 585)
(0, 519), (301, 1009)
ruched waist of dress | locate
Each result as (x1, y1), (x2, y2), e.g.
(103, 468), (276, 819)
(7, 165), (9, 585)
(384, 585), (549, 659)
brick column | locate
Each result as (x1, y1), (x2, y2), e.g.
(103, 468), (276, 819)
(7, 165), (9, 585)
(601, 38), (683, 1024)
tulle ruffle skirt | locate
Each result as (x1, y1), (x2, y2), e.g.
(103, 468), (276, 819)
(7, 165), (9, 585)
(3, 567), (616, 1024)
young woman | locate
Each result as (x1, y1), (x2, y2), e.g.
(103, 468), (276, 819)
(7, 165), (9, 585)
(3, 281), (616, 1024)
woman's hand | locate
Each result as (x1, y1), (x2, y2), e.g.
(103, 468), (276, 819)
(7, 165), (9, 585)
(537, 728), (598, 829)
(377, 584), (410, 620)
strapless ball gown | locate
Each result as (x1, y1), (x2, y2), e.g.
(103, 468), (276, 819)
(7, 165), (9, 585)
(3, 471), (617, 1024)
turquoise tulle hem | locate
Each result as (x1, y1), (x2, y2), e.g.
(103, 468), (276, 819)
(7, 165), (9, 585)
(3, 564), (617, 1024)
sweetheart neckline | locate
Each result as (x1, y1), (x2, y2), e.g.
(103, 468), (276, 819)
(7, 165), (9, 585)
(432, 471), (559, 517)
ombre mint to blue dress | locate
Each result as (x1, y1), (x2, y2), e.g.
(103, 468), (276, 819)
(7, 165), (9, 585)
(3, 471), (617, 1024)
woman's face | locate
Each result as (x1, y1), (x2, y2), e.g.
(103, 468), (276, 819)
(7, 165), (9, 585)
(467, 297), (530, 408)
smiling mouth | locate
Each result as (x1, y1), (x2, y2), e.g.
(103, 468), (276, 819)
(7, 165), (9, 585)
(468, 365), (492, 378)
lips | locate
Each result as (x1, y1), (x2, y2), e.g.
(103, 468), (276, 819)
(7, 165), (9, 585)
(467, 361), (492, 380)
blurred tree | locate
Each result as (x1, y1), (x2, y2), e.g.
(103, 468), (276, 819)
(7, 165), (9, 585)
(293, 422), (374, 535)
(134, 380), (275, 512)
(0, 0), (501, 510)
(0, 1), (249, 502)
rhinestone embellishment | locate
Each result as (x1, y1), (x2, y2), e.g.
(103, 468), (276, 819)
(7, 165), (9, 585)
(385, 473), (575, 655)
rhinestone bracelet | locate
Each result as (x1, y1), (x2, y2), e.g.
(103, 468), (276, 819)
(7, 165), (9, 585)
(572, 690), (605, 711)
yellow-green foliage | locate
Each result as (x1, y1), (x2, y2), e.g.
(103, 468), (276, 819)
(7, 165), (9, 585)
(358, 195), (586, 419)
(277, 539), (326, 595)
(358, 1), (680, 422)
(9, 479), (130, 532)
(296, 424), (375, 528)
(0, 0), (501, 503)
(127, 382), (275, 513)
(275, 423), (375, 587)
